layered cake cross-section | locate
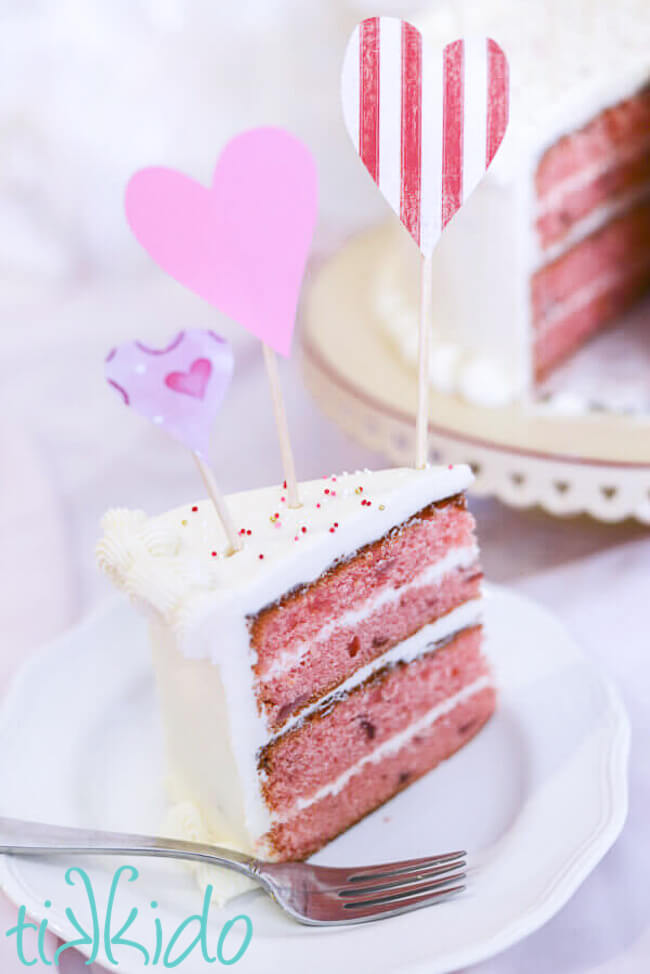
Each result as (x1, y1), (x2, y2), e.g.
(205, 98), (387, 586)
(97, 465), (493, 860)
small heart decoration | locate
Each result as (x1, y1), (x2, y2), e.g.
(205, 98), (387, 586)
(125, 127), (318, 357)
(165, 358), (212, 399)
(341, 18), (509, 256)
(105, 330), (234, 456)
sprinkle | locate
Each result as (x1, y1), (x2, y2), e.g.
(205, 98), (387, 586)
(258, 554), (264, 560)
(448, 464), (453, 470)
(331, 491), (336, 496)
(329, 527), (335, 533)
(379, 504), (385, 511)
(281, 496), (286, 503)
(191, 505), (198, 512)
(301, 526), (307, 533)
(239, 528), (245, 535)
(334, 522), (339, 527)
(355, 486), (363, 495)
(294, 535), (299, 542)
(181, 519), (188, 526)
(324, 489), (330, 495)
(316, 503), (321, 508)
(283, 480), (287, 489)
(246, 530), (252, 536)
(211, 551), (217, 557)
(269, 514), (278, 524)
(331, 476), (337, 481)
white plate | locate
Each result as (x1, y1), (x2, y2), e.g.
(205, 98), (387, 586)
(0, 585), (629, 974)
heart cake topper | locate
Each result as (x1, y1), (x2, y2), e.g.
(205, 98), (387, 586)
(124, 127), (318, 357)
(341, 18), (509, 256)
(105, 329), (234, 457)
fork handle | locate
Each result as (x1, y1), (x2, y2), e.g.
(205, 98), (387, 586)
(0, 816), (259, 880)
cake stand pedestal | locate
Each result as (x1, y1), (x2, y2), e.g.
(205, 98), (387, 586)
(302, 229), (650, 523)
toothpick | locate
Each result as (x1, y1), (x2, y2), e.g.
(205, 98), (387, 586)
(193, 453), (242, 555)
(262, 343), (300, 507)
(415, 253), (433, 469)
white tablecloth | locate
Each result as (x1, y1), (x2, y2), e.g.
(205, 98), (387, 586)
(0, 279), (648, 973)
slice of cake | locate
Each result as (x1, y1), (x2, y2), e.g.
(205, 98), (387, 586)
(97, 465), (493, 860)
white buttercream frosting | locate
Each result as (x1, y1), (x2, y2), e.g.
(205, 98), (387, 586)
(96, 464), (474, 658)
(422, 0), (650, 182)
(160, 800), (256, 906)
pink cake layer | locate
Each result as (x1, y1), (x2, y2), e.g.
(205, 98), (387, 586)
(259, 564), (481, 730)
(531, 199), (650, 376)
(260, 626), (486, 815)
(537, 148), (650, 249)
(250, 495), (478, 731)
(266, 685), (496, 860)
(536, 89), (650, 246)
(534, 255), (650, 378)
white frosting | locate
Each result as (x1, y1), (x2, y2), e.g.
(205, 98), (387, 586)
(160, 800), (256, 906)
(373, 0), (650, 409)
(97, 464), (473, 657)
(276, 674), (493, 822)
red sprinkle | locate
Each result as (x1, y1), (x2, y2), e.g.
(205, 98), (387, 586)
(191, 506), (198, 512)
(334, 522), (339, 527)
(258, 554), (264, 560)
(324, 489), (330, 495)
(283, 480), (287, 489)
(448, 464), (453, 470)
(281, 496), (286, 503)
(316, 503), (321, 508)
(329, 527), (335, 533)
(211, 551), (217, 557)
(301, 526), (307, 533)
(246, 530), (252, 536)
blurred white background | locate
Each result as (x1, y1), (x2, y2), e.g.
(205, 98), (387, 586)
(0, 2), (648, 972)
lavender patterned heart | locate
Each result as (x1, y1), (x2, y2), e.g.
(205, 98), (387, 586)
(105, 329), (234, 456)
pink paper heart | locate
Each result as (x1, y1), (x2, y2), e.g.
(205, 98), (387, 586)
(125, 127), (318, 357)
(105, 330), (233, 456)
(165, 358), (212, 399)
(341, 19), (509, 256)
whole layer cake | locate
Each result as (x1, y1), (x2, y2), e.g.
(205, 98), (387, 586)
(375, 0), (650, 408)
(97, 465), (493, 860)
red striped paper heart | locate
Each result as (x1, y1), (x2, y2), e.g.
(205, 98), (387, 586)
(341, 18), (509, 256)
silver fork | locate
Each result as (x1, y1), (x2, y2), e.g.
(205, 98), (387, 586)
(0, 816), (466, 925)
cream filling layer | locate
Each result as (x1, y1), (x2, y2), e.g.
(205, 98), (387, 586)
(271, 674), (492, 823)
(273, 597), (484, 740)
(260, 545), (480, 682)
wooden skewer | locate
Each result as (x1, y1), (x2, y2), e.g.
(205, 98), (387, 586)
(193, 453), (242, 555)
(263, 343), (301, 508)
(415, 253), (433, 469)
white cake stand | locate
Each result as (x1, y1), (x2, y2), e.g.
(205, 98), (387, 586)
(302, 228), (650, 524)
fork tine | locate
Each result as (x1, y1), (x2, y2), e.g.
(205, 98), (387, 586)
(339, 883), (465, 922)
(337, 860), (466, 897)
(341, 870), (466, 910)
(344, 851), (466, 884)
